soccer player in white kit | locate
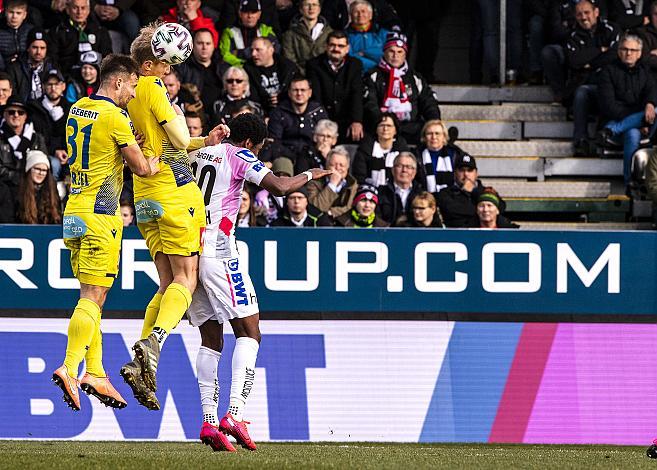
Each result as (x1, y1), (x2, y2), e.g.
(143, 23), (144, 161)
(188, 113), (332, 452)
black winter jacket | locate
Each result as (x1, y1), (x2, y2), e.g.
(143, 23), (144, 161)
(608, 0), (650, 31)
(0, 20), (33, 70)
(376, 180), (423, 226)
(48, 17), (112, 74)
(565, 20), (620, 85)
(546, 1), (577, 45)
(265, 98), (328, 161)
(363, 64), (440, 141)
(271, 204), (332, 227)
(598, 59), (657, 121)
(0, 127), (47, 187)
(436, 180), (508, 228)
(175, 55), (227, 112)
(351, 134), (409, 185)
(27, 96), (71, 154)
(7, 56), (59, 102)
(243, 55), (298, 114)
(637, 24), (657, 72)
(306, 53), (363, 130)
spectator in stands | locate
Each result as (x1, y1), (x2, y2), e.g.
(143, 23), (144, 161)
(237, 187), (268, 226)
(541, 0), (579, 101)
(307, 145), (357, 220)
(161, 0), (219, 46)
(94, 0), (140, 43)
(323, 0), (400, 31)
(244, 36), (298, 114)
(27, 69), (70, 181)
(597, 33), (657, 188)
(566, 0), (620, 156)
(218, 0), (280, 34)
(335, 182), (388, 227)
(363, 31), (440, 145)
(525, 0), (550, 84)
(186, 111), (205, 137)
(16, 149), (61, 224)
(120, 199), (135, 226)
(608, 0), (650, 31)
(637, 1), (657, 73)
(281, 0), (332, 74)
(212, 66), (263, 124)
(255, 156), (293, 223)
(416, 119), (467, 194)
(306, 30), (364, 143)
(346, 0), (388, 73)
(437, 154), (509, 228)
(271, 186), (332, 226)
(294, 118), (338, 173)
(176, 28), (226, 115)
(476, 187), (518, 229)
(399, 191), (444, 228)
(352, 112), (408, 185)
(49, 0), (113, 74)
(7, 29), (58, 102)
(0, 96), (47, 188)
(377, 151), (423, 226)
(65, 50), (101, 103)
(265, 76), (328, 162)
(0, 0), (33, 70)
(220, 0), (277, 67)
(163, 69), (203, 117)
(0, 73), (12, 105)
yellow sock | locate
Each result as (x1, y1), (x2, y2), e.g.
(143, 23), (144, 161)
(141, 292), (163, 339)
(153, 283), (192, 334)
(63, 298), (100, 378)
(84, 319), (106, 377)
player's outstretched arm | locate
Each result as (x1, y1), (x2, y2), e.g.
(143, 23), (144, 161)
(122, 144), (160, 177)
(187, 124), (231, 152)
(260, 168), (334, 196)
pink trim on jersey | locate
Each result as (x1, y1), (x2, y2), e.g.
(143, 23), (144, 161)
(221, 146), (251, 233)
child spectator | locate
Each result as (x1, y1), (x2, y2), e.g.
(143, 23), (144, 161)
(0, 0), (33, 70)
(335, 183), (388, 227)
(65, 51), (101, 103)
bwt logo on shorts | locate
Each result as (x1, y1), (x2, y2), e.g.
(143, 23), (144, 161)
(230, 272), (249, 306)
(227, 259), (239, 271)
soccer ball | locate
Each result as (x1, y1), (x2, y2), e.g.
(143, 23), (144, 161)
(151, 23), (193, 65)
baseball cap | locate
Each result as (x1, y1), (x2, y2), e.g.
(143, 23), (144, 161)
(454, 153), (477, 169)
(239, 0), (261, 12)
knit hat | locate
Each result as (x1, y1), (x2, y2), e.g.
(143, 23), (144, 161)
(478, 187), (501, 209)
(26, 28), (47, 46)
(25, 150), (50, 173)
(80, 50), (102, 73)
(454, 153), (477, 169)
(288, 185), (308, 199)
(272, 157), (294, 177)
(353, 183), (379, 206)
(384, 31), (408, 52)
(46, 69), (65, 83)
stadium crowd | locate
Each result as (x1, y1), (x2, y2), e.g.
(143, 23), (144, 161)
(19, 0), (657, 229)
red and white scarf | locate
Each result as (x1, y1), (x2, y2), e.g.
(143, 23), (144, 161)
(379, 59), (412, 121)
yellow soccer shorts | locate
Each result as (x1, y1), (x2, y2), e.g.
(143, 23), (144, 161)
(135, 182), (206, 259)
(63, 213), (123, 288)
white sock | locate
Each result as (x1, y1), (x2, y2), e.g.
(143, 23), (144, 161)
(196, 346), (221, 426)
(228, 337), (259, 421)
(151, 327), (168, 347)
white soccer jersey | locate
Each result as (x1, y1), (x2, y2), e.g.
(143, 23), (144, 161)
(190, 143), (271, 258)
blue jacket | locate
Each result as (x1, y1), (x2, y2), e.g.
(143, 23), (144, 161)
(346, 24), (388, 73)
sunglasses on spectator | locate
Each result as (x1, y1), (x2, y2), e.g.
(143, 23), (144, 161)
(226, 78), (244, 84)
(5, 109), (25, 116)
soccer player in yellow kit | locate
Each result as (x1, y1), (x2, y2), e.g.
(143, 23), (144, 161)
(120, 23), (223, 409)
(52, 54), (159, 411)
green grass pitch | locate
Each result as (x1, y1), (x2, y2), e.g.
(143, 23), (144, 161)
(0, 441), (653, 469)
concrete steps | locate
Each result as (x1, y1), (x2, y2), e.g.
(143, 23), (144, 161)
(441, 103), (566, 121)
(433, 85), (555, 103)
(458, 140), (573, 157)
(480, 179), (611, 198)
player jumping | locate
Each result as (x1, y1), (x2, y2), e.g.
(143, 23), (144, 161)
(52, 54), (159, 411)
(120, 23), (225, 410)
(188, 113), (332, 451)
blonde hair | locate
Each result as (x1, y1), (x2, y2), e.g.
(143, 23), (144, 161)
(130, 22), (162, 66)
(413, 191), (436, 209)
(421, 119), (448, 144)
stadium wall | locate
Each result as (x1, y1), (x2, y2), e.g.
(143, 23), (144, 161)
(0, 226), (656, 444)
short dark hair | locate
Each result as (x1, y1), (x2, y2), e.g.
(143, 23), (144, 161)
(100, 54), (139, 84)
(228, 113), (268, 146)
(378, 112), (400, 134)
(290, 75), (311, 88)
(193, 28), (214, 40)
(327, 30), (348, 42)
(0, 71), (12, 83)
(4, 0), (28, 10)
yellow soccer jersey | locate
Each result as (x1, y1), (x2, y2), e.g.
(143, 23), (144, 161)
(64, 95), (137, 216)
(128, 75), (195, 196)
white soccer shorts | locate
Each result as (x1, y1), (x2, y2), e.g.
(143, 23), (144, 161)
(187, 255), (259, 326)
